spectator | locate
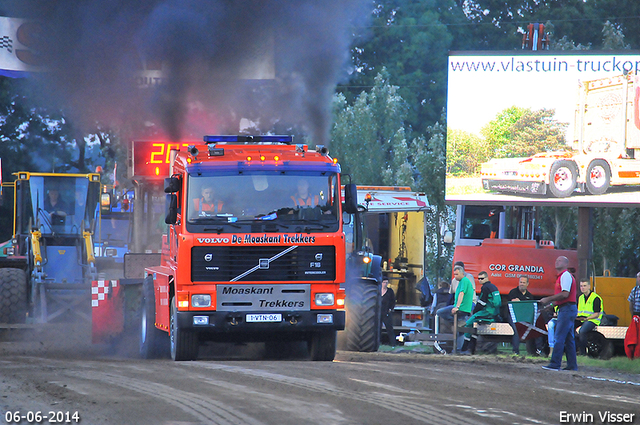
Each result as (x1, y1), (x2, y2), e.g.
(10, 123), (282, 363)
(430, 281), (452, 330)
(547, 312), (557, 359)
(436, 265), (473, 352)
(540, 255), (578, 371)
(449, 261), (477, 304)
(381, 277), (396, 347)
(576, 279), (603, 356)
(291, 179), (319, 207)
(461, 271), (501, 354)
(193, 185), (223, 216)
(507, 275), (545, 356)
(629, 272), (640, 317)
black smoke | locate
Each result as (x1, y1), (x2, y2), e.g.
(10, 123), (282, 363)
(10, 0), (370, 145)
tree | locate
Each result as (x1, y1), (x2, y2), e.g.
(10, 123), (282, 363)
(446, 128), (488, 175)
(413, 115), (455, 282)
(331, 68), (412, 185)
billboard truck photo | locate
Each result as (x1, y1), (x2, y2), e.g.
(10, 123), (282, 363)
(446, 52), (640, 206)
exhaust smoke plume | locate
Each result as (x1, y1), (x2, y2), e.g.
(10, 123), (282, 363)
(14, 0), (369, 145)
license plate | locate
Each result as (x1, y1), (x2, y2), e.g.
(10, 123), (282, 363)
(246, 314), (282, 323)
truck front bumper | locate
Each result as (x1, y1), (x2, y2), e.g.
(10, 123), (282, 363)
(482, 179), (547, 195)
(176, 309), (345, 333)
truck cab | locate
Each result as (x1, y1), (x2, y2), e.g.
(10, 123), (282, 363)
(142, 136), (349, 361)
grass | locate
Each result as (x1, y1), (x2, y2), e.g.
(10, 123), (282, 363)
(378, 342), (640, 375)
(577, 356), (640, 374)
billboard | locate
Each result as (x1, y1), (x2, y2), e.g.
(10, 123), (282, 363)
(446, 51), (640, 206)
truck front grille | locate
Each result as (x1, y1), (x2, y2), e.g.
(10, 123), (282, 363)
(191, 245), (335, 282)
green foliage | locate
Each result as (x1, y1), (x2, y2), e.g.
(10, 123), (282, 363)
(331, 68), (412, 186)
(592, 208), (640, 276)
(446, 128), (487, 175)
(480, 107), (568, 159)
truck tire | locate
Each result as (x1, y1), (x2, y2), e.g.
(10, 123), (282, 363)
(585, 160), (610, 195)
(0, 268), (27, 324)
(139, 276), (168, 358)
(549, 160), (578, 198)
(308, 330), (337, 361)
(586, 331), (613, 360)
(170, 296), (199, 361)
(344, 278), (381, 352)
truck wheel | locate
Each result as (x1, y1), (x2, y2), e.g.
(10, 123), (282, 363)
(344, 278), (381, 352)
(549, 160), (578, 197)
(139, 276), (168, 358)
(586, 331), (613, 360)
(170, 296), (199, 361)
(308, 330), (337, 361)
(585, 160), (610, 195)
(0, 268), (27, 324)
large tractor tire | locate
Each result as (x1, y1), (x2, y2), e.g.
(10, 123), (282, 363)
(170, 296), (199, 361)
(0, 268), (27, 324)
(308, 330), (337, 361)
(344, 278), (381, 352)
(139, 275), (169, 358)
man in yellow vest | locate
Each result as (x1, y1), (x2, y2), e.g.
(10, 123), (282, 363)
(576, 279), (603, 356)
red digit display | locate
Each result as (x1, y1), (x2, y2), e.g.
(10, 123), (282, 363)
(131, 141), (193, 179)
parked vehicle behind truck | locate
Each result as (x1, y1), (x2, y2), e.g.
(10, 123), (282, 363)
(450, 205), (629, 358)
(0, 171), (101, 324)
(482, 72), (640, 197)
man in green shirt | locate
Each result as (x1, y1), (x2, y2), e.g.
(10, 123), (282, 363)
(436, 265), (474, 351)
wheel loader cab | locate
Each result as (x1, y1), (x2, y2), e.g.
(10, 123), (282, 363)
(10, 172), (101, 323)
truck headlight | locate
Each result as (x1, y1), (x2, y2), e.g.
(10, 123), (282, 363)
(191, 294), (211, 308)
(314, 293), (334, 306)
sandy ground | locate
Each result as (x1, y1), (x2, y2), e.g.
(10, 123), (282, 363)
(1, 326), (638, 425)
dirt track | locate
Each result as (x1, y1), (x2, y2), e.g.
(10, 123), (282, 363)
(1, 326), (639, 425)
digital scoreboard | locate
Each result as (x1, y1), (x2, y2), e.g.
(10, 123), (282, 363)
(131, 140), (195, 179)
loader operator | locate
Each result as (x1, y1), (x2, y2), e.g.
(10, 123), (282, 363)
(44, 186), (71, 226)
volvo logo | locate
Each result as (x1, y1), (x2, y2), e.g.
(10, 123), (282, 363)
(315, 253), (323, 261)
(204, 253), (213, 262)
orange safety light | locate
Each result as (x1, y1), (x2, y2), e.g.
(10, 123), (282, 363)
(177, 293), (189, 309)
(246, 156), (252, 162)
(155, 166), (160, 176)
(274, 155), (280, 162)
(364, 193), (372, 203)
(333, 157), (338, 164)
(260, 155), (266, 162)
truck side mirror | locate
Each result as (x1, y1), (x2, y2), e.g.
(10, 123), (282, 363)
(164, 177), (181, 193)
(343, 183), (357, 214)
(165, 194), (178, 224)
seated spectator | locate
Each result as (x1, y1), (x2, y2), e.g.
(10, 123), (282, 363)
(576, 279), (603, 356)
(461, 271), (502, 354)
(430, 281), (452, 329)
(507, 275), (546, 356)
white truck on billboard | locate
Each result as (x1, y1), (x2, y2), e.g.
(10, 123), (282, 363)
(481, 72), (640, 197)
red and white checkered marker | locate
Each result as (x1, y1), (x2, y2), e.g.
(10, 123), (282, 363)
(91, 280), (118, 307)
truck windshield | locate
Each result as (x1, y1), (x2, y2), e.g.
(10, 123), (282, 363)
(186, 173), (339, 229)
(28, 176), (98, 236)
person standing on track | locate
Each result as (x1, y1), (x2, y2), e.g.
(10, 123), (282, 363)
(540, 256), (578, 371)
(381, 277), (396, 347)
